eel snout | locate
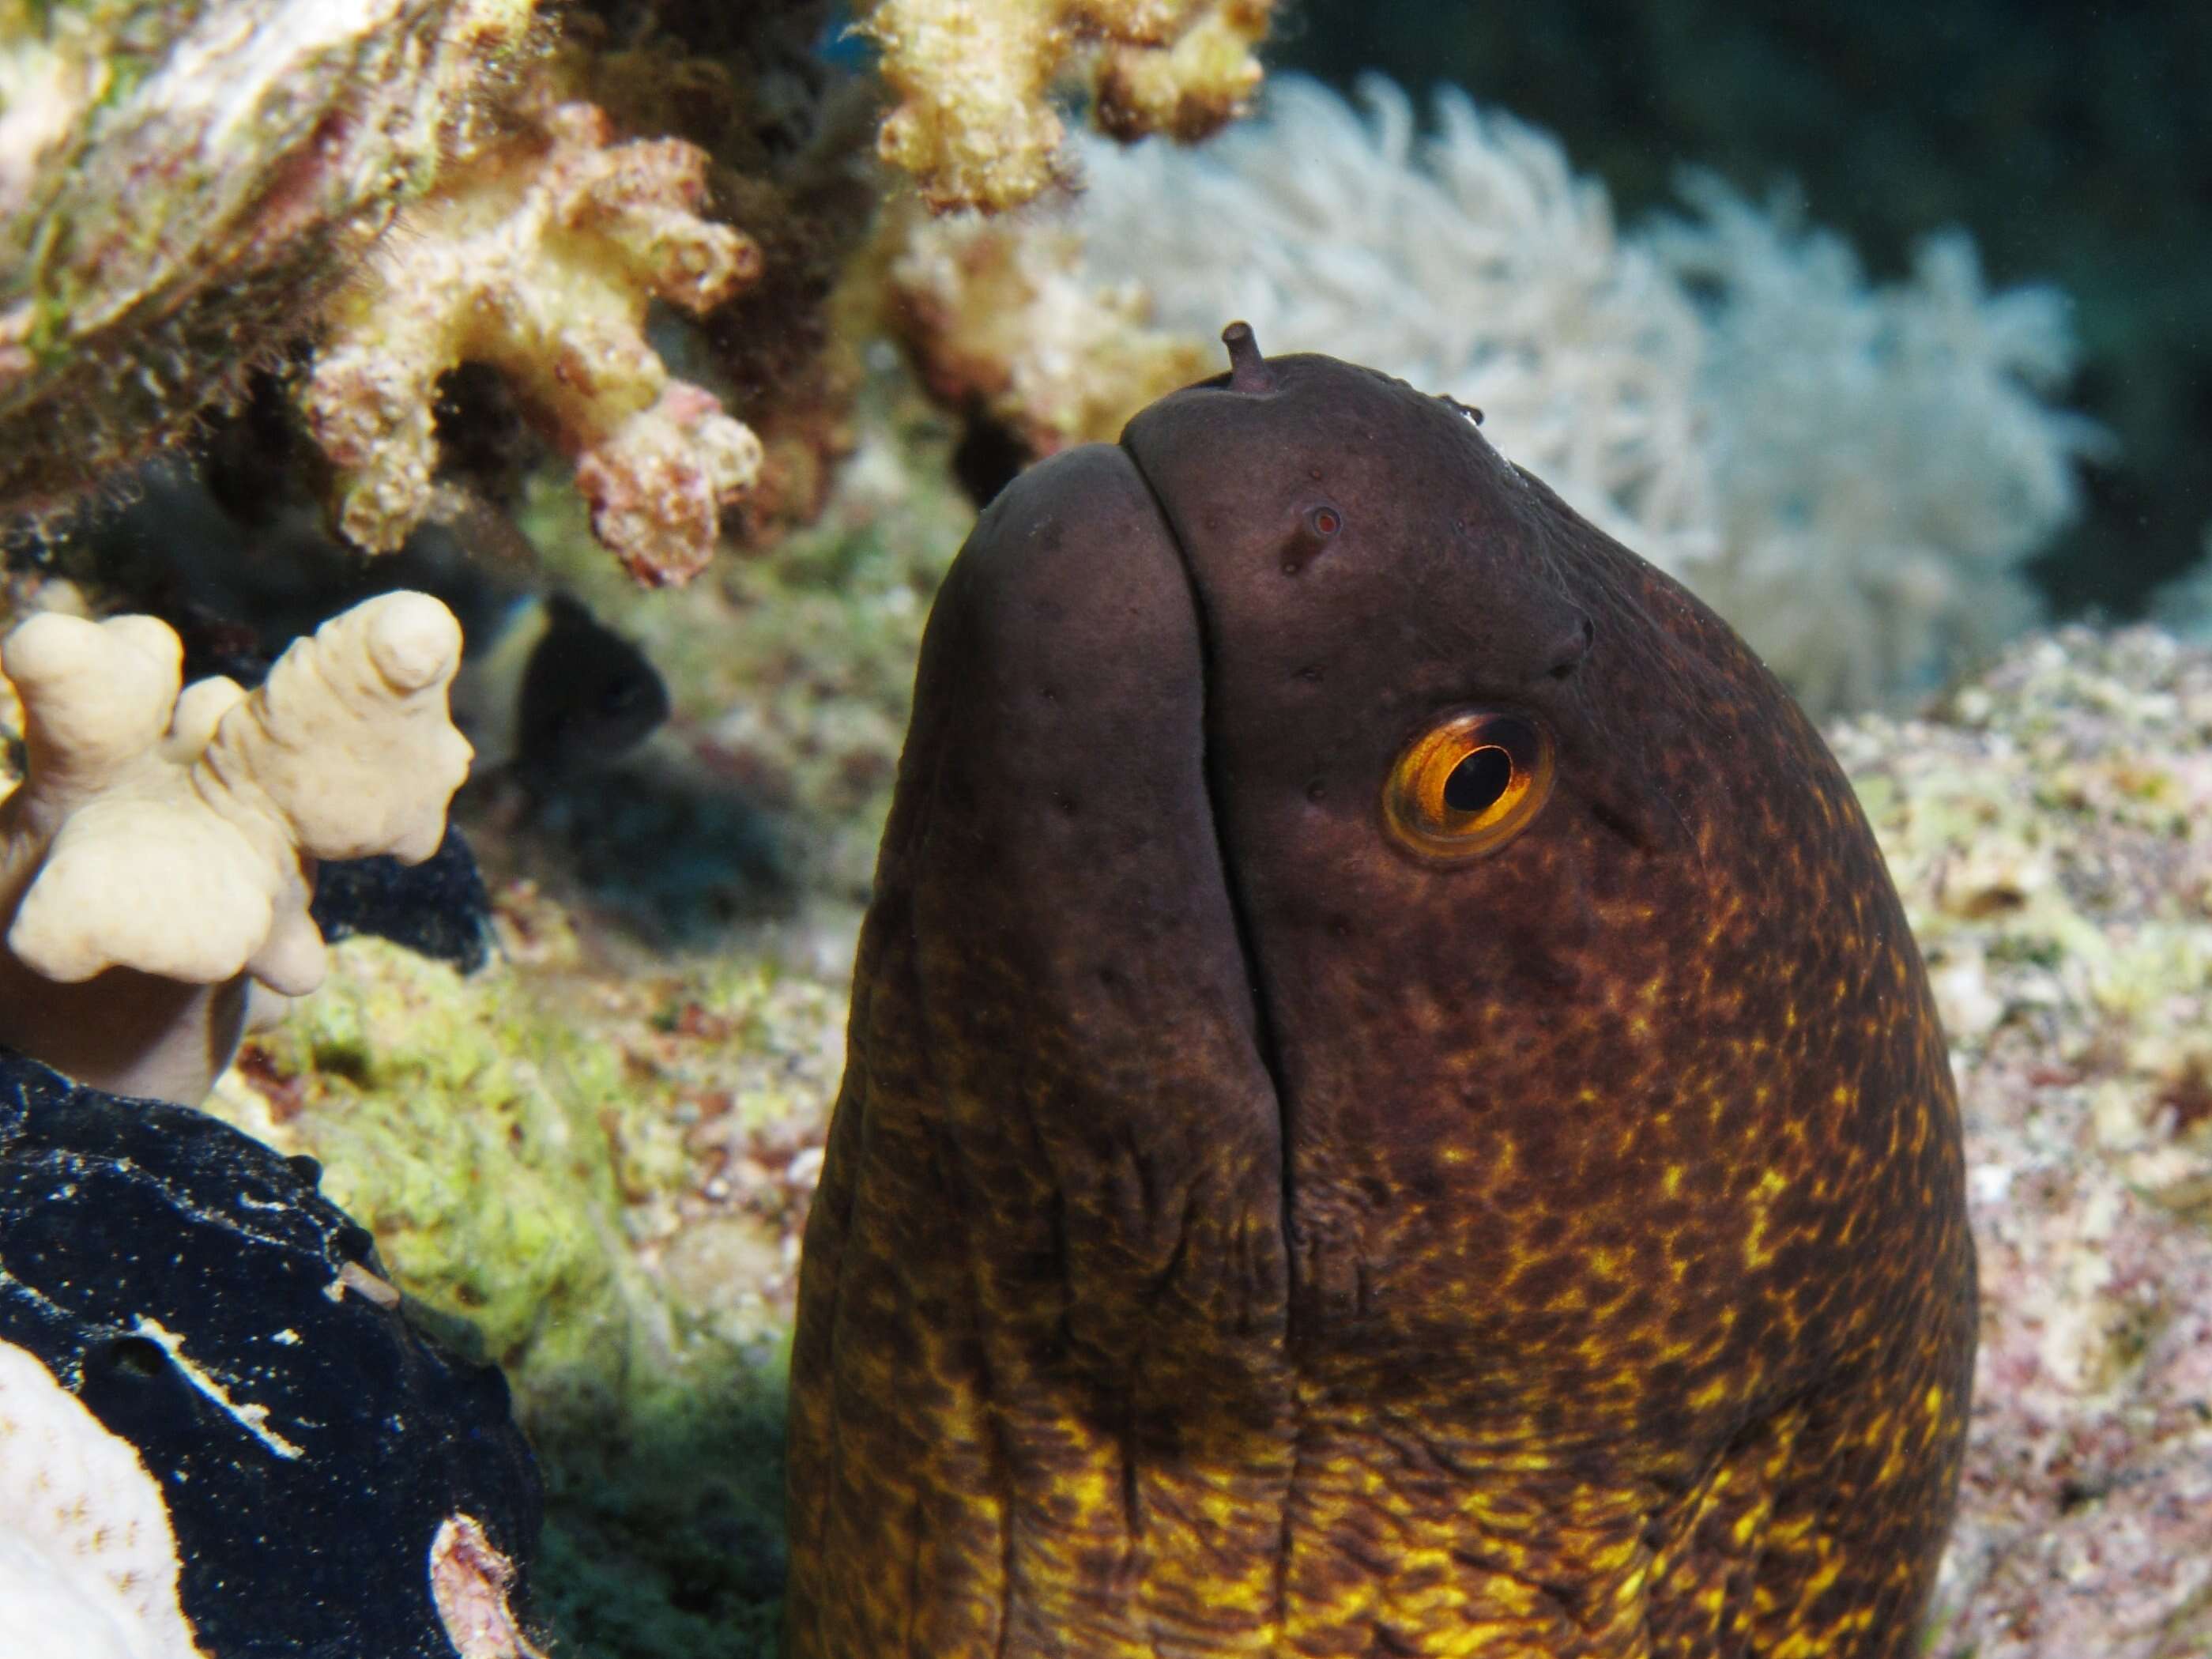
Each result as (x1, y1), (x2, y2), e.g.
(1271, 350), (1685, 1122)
(784, 441), (1297, 1659)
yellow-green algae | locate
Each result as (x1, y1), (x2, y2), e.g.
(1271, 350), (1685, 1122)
(205, 921), (849, 1655)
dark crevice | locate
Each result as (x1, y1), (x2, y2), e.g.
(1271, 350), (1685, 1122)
(951, 411), (1031, 508)
(1114, 443), (1299, 1311)
(1115, 439), (1306, 1623)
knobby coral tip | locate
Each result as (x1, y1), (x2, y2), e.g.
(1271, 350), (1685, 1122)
(366, 594), (465, 693)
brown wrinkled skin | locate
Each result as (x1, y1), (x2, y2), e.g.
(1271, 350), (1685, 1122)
(785, 347), (1976, 1658)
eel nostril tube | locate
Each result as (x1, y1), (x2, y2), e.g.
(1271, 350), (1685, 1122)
(1222, 320), (1276, 394)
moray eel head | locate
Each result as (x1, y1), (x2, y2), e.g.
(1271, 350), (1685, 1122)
(786, 328), (1976, 1659)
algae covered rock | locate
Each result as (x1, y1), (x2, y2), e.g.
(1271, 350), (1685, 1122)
(0, 0), (539, 521)
(206, 922), (844, 1655)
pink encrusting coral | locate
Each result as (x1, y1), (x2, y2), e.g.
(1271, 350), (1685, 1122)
(302, 100), (764, 585)
(1939, 1161), (2212, 1657)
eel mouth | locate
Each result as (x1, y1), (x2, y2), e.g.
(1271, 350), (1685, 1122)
(1116, 437), (1302, 1261)
(879, 435), (1294, 1295)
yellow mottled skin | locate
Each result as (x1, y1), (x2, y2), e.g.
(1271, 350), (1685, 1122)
(786, 339), (1974, 1656)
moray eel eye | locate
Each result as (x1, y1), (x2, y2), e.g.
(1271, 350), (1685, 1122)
(1383, 709), (1554, 859)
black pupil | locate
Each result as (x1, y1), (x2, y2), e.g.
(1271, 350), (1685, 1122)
(1443, 745), (1513, 814)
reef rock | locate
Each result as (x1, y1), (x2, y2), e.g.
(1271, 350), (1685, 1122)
(1833, 627), (2212, 1657)
(0, 0), (541, 522)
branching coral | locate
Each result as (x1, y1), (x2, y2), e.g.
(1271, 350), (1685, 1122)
(858, 0), (1277, 213)
(301, 101), (764, 586)
(1023, 74), (2103, 710)
(0, 592), (473, 1106)
(0, 0), (541, 522)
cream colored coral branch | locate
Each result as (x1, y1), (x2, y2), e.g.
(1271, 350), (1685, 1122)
(303, 102), (763, 586)
(861, 0), (1276, 213)
(0, 593), (473, 1106)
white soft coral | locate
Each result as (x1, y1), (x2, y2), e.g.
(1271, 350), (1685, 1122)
(1061, 74), (2103, 710)
(0, 592), (473, 1106)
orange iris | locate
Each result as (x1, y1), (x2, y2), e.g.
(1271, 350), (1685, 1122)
(1382, 709), (1554, 860)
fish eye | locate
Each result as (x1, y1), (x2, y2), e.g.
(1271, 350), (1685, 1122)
(1382, 709), (1554, 861)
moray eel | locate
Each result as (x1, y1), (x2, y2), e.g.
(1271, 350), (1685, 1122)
(786, 327), (1976, 1658)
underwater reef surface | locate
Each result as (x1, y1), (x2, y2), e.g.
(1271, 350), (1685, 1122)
(6, 366), (2206, 1650)
(160, 611), (2212, 1658)
(1838, 627), (2212, 1658)
(4, 6), (2206, 1650)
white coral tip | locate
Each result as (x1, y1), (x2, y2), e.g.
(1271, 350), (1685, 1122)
(365, 591), (464, 694)
(3, 613), (182, 771)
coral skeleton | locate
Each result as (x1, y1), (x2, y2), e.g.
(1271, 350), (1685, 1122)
(0, 592), (473, 1107)
(858, 0), (1277, 212)
(303, 101), (764, 586)
(1041, 74), (2102, 709)
(0, 1341), (205, 1659)
(430, 1513), (548, 1659)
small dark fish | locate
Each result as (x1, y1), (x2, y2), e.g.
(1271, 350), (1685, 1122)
(310, 824), (494, 975)
(506, 591), (671, 782)
(447, 590), (670, 783)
